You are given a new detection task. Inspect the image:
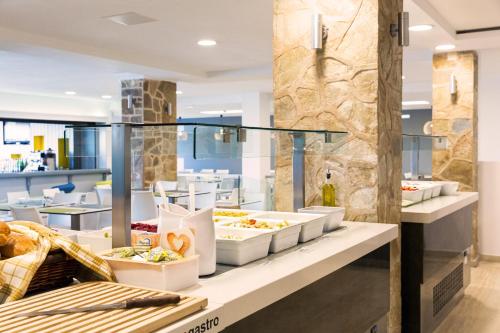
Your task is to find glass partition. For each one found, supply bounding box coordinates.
[402,134,447,180]
[64,125,111,169]
[65,122,348,245]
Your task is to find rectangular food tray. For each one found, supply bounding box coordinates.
[101,253,199,292]
[215,228,272,265]
[250,211,327,242]
[217,218,301,253]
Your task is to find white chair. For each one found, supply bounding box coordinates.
[156,181,177,192]
[43,188,60,200]
[48,192,84,227]
[215,169,230,174]
[11,206,45,225]
[194,181,218,209]
[7,191,30,204]
[80,191,100,230]
[200,169,215,174]
[216,188,246,208]
[83,191,99,205]
[96,188,112,206]
[131,191,158,222]
[52,192,84,205]
[96,188,112,228]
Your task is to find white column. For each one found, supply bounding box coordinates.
[241,92,272,195]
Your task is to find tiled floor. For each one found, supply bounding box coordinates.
[435,261,500,333]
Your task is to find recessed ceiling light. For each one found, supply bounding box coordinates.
[101,95,112,99]
[401,114,411,119]
[402,100,430,106]
[105,12,156,26]
[409,24,433,32]
[176,90,183,95]
[65,91,76,95]
[197,39,217,47]
[435,44,456,51]
[402,75,406,80]
[225,109,243,114]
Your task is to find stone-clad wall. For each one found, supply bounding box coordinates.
[432,51,478,261]
[432,52,477,191]
[121,79,177,189]
[273,0,402,331]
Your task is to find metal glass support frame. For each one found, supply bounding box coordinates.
[111,123,132,247]
[292,133,305,211]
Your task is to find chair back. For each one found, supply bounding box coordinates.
[83,191,99,205]
[7,191,30,204]
[43,188,60,199]
[215,169,229,174]
[96,188,112,206]
[52,192,84,205]
[200,169,214,174]
[229,188,245,204]
[131,191,158,222]
[10,206,45,225]
[156,181,177,192]
[194,181,218,209]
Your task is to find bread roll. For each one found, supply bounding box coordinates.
[0,233,36,258]
[0,222,10,247]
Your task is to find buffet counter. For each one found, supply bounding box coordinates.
[401,192,479,333]
[401,192,478,223]
[157,221,398,333]
[0,169,110,200]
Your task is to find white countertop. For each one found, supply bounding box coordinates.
[401,192,479,224]
[156,221,398,333]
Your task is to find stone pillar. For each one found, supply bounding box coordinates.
[121,79,177,189]
[432,51,478,262]
[273,0,402,331]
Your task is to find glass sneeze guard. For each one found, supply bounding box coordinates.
[402,134,448,180]
[65,122,348,247]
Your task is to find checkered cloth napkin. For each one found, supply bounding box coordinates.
[0,221,115,303]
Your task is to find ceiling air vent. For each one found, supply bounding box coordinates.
[104,12,156,26]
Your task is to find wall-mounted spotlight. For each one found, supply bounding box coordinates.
[390,12,410,46]
[164,102,173,116]
[449,73,457,95]
[237,128,247,143]
[311,13,329,50]
[127,94,133,110]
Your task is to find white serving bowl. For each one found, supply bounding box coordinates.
[297,206,345,232]
[437,181,460,196]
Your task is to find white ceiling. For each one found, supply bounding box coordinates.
[426,0,500,31]
[0,0,272,75]
[0,0,499,116]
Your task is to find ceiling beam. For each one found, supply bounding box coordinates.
[411,0,456,39]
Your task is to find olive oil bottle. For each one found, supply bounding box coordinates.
[322,169,336,207]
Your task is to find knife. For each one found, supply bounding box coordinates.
[15,294,181,317]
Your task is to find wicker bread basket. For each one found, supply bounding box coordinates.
[26,250,80,294]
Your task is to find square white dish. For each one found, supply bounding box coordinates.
[215,228,272,265]
[401,188,424,203]
[298,206,345,232]
[250,212,326,242]
[436,181,459,196]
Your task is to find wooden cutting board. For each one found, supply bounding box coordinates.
[0,282,207,333]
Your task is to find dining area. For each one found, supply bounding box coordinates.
[0,169,268,232]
